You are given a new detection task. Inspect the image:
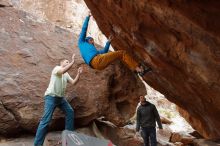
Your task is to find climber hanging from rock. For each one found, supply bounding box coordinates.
[34,54,83,146]
[78,12,152,76]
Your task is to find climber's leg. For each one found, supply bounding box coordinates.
[90,50,152,76]
[90,50,138,70]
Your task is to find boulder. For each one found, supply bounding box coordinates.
[157,125,173,146]
[83,0,220,139]
[170,132,195,145]
[95,120,143,146]
[161,116,172,125]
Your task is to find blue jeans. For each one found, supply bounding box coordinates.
[34,95,74,146]
[141,127,157,146]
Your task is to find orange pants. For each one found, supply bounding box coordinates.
[90,50,139,70]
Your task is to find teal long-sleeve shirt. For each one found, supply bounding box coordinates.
[78,16,111,65]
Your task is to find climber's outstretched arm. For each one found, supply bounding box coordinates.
[78,13,91,43]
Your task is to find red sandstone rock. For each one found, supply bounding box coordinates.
[161,116,172,125]
[96,120,143,146]
[170,132,195,145]
[83,0,220,139]
[193,139,220,146]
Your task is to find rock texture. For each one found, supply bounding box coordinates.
[95,120,143,146]
[84,0,220,139]
[10,0,108,47]
[0,2,146,135]
[0,136,34,146]
[170,132,195,145]
[193,139,220,146]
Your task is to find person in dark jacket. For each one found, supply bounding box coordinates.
[78,12,151,76]
[136,95,163,146]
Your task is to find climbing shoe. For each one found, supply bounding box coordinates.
[138,66,152,77]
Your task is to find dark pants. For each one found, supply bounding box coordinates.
[34,95,74,146]
[141,127,157,146]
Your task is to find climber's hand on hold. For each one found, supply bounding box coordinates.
[108,35,113,42]
[87,11,92,17]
